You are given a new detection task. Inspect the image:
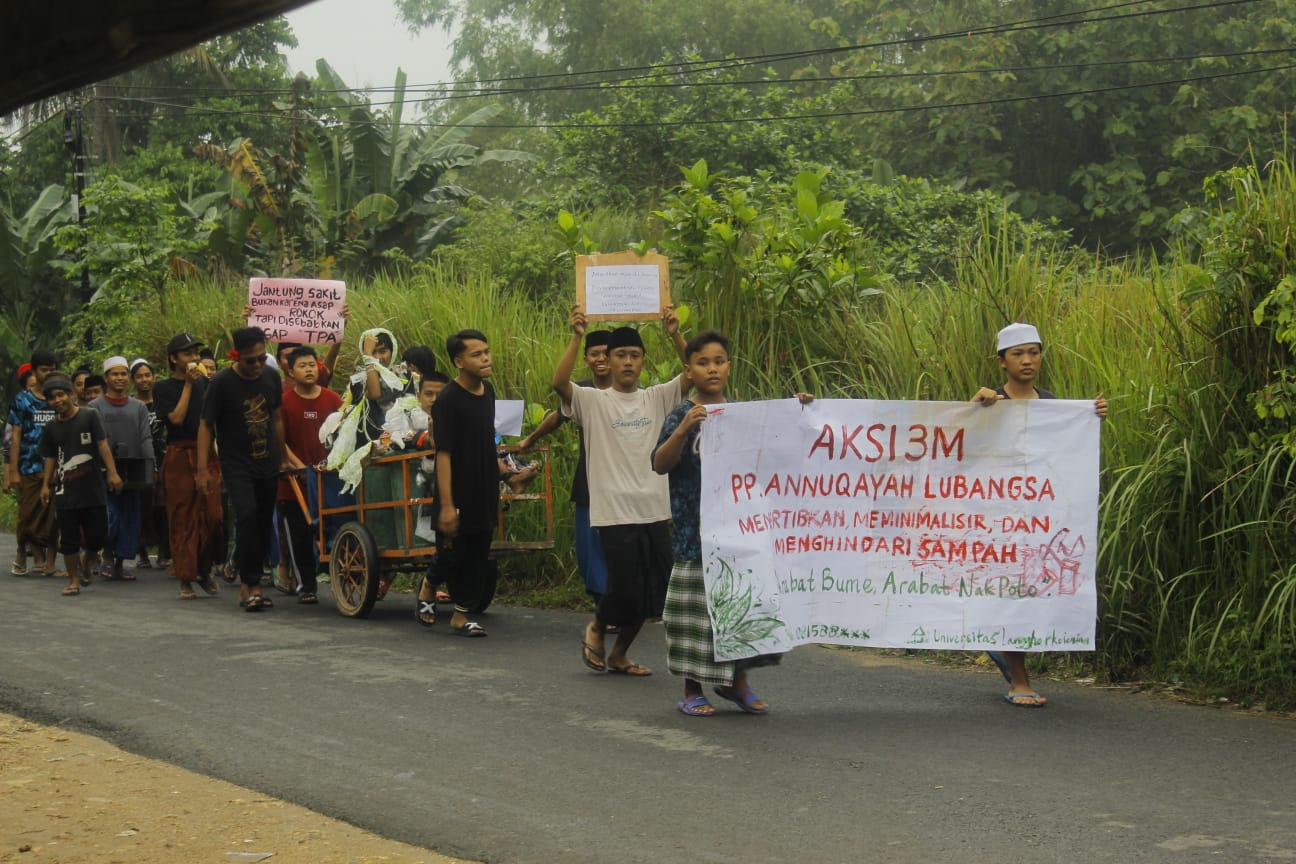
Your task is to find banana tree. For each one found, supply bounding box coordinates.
[0,184,74,379]
[297,62,535,271]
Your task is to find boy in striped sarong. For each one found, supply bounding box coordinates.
[653,330,812,716]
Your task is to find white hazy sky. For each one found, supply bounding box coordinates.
[282,0,455,90]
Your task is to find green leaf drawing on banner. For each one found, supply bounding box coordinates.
[709,556,785,656]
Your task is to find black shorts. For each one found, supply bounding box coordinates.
[596,520,672,627]
[56,506,108,555]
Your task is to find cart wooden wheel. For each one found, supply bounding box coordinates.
[330,521,380,618]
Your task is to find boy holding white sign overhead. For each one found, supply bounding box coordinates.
[973,322,1107,707]
[554,305,686,676]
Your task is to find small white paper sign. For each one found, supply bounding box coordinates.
[495,400,524,437]
[576,251,671,321]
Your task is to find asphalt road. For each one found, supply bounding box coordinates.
[1,534,1293,864]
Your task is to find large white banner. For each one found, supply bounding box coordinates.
[699,399,1100,660]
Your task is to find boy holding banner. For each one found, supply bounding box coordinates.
[554,305,685,676]
[653,331,814,716]
[973,322,1107,707]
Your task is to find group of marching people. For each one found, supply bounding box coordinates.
[7,310,1106,716]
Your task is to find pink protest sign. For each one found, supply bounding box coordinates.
[247,279,347,344]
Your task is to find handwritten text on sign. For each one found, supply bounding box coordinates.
[699,399,1100,660]
[584,265,662,317]
[248,278,346,344]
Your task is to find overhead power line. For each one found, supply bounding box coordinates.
[4,0,1281,145]
[86,0,1268,99]
[81,46,1296,117]
[81,60,1296,132]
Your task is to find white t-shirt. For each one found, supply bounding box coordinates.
[566,375,683,527]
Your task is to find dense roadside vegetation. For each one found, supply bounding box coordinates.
[3,0,1296,705]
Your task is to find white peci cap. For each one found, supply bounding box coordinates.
[996,323,1042,352]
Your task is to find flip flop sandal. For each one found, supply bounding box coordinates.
[10,564,27,576]
[416,599,437,626]
[298,592,318,605]
[1004,691,1047,707]
[713,685,770,714]
[242,595,266,612]
[257,594,274,608]
[607,662,652,676]
[178,589,197,600]
[677,694,715,716]
[451,621,487,637]
[581,639,606,672]
[198,574,219,596]
[61,586,79,596]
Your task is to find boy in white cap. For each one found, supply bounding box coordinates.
[89,356,155,581]
[973,322,1107,707]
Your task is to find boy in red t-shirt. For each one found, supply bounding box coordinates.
[277,346,343,603]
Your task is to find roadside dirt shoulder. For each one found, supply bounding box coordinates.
[0,712,466,864]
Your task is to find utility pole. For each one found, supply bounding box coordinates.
[63,93,92,346]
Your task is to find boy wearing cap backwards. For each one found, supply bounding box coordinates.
[6,350,60,577]
[154,333,223,599]
[89,356,156,582]
[196,327,299,611]
[553,305,686,676]
[38,373,124,595]
[130,358,170,571]
[973,322,1107,707]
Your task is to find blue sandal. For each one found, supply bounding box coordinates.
[714,685,770,715]
[677,694,715,716]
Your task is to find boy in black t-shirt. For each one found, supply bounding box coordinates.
[196,327,299,612]
[38,374,124,596]
[155,332,223,599]
[432,329,498,637]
